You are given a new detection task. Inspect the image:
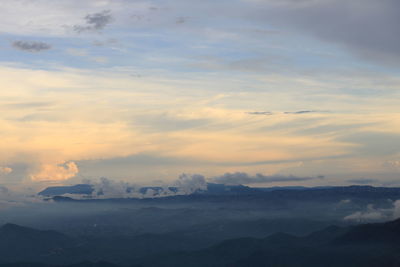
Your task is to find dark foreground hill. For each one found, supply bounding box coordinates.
[0,223,75,263]
[2,218,400,266]
[132,218,400,267]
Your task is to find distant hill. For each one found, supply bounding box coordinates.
[337,217,400,244]
[3,218,400,266]
[133,218,400,267]
[0,223,75,263]
[0,262,122,267]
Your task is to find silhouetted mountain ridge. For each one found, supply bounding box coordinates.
[3,216,400,266]
[132,217,400,267]
[0,223,75,264]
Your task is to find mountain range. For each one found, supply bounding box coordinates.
[2,217,400,266]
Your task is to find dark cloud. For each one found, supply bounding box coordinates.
[176,17,188,24]
[248,110,329,116]
[219,153,349,166]
[1,101,53,109]
[247,111,273,115]
[210,172,324,185]
[252,0,400,65]
[74,10,113,33]
[12,41,51,52]
[284,110,327,115]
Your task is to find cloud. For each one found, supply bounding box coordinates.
[251,0,400,65]
[89,177,136,199]
[12,41,51,52]
[81,174,207,199]
[247,110,329,116]
[284,110,327,115]
[1,101,53,109]
[210,172,324,185]
[247,111,273,115]
[0,167,12,175]
[30,162,79,182]
[173,173,207,193]
[344,201,400,222]
[176,16,189,24]
[393,200,400,219]
[73,10,113,33]
[344,208,386,222]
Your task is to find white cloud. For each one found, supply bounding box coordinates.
[30,162,79,182]
[344,201,400,222]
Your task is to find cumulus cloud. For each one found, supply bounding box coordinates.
[81,174,207,199]
[173,173,207,193]
[73,10,113,33]
[12,41,51,52]
[0,167,12,175]
[210,172,324,185]
[89,177,136,199]
[30,162,79,182]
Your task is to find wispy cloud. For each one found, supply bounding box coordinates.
[284,110,329,115]
[247,111,273,115]
[210,172,324,185]
[344,201,400,222]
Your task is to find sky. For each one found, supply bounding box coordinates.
[0,0,400,191]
